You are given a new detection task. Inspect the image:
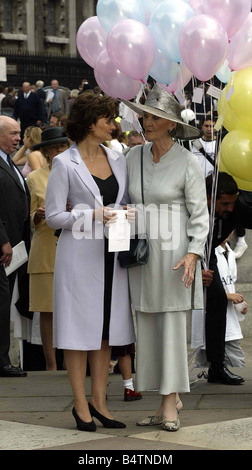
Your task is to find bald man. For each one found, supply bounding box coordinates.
[14,82,42,141]
[0,116,31,376]
[49,79,68,117]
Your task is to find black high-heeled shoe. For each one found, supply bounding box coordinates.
[88,403,126,428]
[72,407,97,432]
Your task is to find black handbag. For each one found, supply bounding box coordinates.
[118,146,149,268]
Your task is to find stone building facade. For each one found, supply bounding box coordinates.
[0,0,97,55]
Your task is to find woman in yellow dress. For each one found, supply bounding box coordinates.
[26,127,69,370]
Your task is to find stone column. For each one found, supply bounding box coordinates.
[69,0,77,55]
[26,0,35,52]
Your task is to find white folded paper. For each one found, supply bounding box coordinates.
[108,210,131,252]
[234,301,246,322]
[4,241,28,276]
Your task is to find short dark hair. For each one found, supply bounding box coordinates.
[200,115,216,128]
[206,172,238,199]
[66,90,119,142]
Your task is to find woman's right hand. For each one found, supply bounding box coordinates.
[34,206,45,225]
[94,207,117,225]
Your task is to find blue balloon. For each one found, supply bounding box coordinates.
[142,0,164,12]
[216,62,232,84]
[149,47,179,84]
[97,0,146,32]
[149,0,195,63]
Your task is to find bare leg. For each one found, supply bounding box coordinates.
[64,349,92,423]
[117,354,132,380]
[89,340,114,420]
[162,393,177,421]
[154,393,182,417]
[176,393,183,411]
[40,312,56,371]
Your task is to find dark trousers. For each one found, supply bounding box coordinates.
[0,267,17,367]
[205,260,228,365]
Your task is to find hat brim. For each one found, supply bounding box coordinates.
[121,100,201,141]
[33,136,69,150]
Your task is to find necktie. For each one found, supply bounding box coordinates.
[7,154,16,172]
[53,90,59,112]
[223,250,229,262]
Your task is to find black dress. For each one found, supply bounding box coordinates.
[92,174,119,340]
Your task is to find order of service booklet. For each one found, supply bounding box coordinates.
[4,241,28,276]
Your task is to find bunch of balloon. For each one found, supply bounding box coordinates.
[218,67,252,191]
[75,0,252,102]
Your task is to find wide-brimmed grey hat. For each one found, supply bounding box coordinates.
[33,127,68,150]
[121,83,200,141]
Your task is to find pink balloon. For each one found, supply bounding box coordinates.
[203,0,251,39]
[228,13,252,71]
[94,50,142,100]
[166,62,192,93]
[188,0,205,14]
[76,16,107,67]
[106,19,155,80]
[179,15,228,82]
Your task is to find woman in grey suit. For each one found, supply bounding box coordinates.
[45,91,135,432]
[122,84,209,431]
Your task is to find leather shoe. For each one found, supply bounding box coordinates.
[72,407,96,432]
[0,365,27,377]
[208,364,244,385]
[88,402,126,428]
[124,388,142,402]
[162,415,180,432]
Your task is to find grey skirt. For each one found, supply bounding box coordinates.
[135,310,190,395]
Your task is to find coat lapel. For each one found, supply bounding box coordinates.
[69,143,125,207]
[0,156,26,193]
[70,144,103,205]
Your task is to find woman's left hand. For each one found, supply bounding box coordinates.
[173,252,198,288]
[122,205,136,224]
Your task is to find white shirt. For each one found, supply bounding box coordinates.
[215,243,243,341]
[24,91,31,99]
[191,138,216,178]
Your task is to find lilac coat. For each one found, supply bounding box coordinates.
[45,143,135,350]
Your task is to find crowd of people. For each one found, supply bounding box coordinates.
[0,77,251,434]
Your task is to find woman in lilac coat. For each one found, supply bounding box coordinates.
[45,91,135,432]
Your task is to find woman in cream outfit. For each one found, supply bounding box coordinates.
[122,84,209,431]
[26,127,69,370]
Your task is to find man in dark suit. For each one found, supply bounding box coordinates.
[0,116,31,377]
[13,82,42,141]
[203,172,252,385]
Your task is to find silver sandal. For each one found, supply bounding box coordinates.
[136,415,163,426]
